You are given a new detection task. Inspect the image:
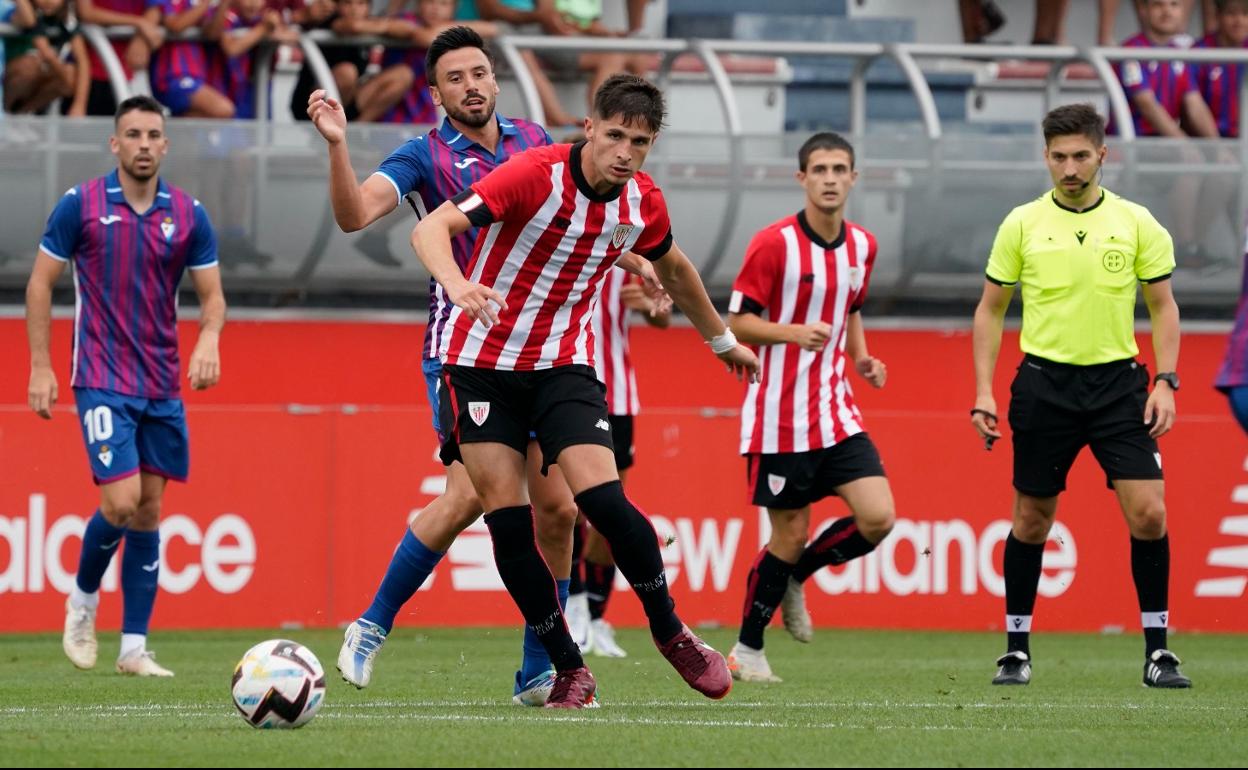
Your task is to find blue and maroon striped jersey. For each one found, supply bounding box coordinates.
[39,170,218,398]
[1111,33,1198,136]
[371,114,551,360]
[1193,33,1245,138]
[1217,248,1248,391]
[147,0,209,89]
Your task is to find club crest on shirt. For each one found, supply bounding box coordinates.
[848,266,864,291]
[469,401,490,426]
[98,445,113,468]
[161,217,176,242]
[611,224,634,249]
[767,473,786,495]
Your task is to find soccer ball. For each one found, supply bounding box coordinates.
[231,639,327,729]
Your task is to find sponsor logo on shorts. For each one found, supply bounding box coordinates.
[595,419,610,431]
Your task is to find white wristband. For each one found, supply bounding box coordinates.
[708,329,738,354]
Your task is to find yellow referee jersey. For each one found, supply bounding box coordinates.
[985,188,1176,365]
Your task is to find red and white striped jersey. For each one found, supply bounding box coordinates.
[729,212,878,455]
[441,142,673,371]
[592,268,641,416]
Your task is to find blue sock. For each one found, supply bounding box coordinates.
[76,510,125,594]
[517,578,571,689]
[120,529,160,635]
[361,529,444,634]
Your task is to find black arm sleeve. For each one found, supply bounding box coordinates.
[638,230,673,261]
[733,296,765,316]
[450,188,496,228]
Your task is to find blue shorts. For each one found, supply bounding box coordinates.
[152,75,204,116]
[422,358,448,443]
[74,388,189,485]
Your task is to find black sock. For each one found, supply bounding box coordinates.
[791,516,877,583]
[738,549,794,650]
[1004,532,1044,657]
[483,506,583,672]
[575,481,682,643]
[569,515,586,595]
[586,560,616,620]
[1131,534,1170,656]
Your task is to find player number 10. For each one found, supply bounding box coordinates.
[83,406,114,444]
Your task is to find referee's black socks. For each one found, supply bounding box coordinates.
[1131,533,1170,656]
[1004,532,1044,656]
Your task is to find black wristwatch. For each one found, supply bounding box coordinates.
[1154,372,1180,391]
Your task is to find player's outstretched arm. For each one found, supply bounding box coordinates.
[26,252,66,419]
[307,89,398,232]
[652,243,758,382]
[411,201,508,327]
[188,265,226,390]
[971,279,1013,445]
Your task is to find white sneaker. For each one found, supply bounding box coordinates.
[586,618,628,658]
[780,578,813,643]
[63,598,98,670]
[337,619,387,688]
[512,669,556,706]
[566,592,591,651]
[116,649,174,677]
[727,642,782,683]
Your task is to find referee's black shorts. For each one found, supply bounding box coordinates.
[1008,354,1164,498]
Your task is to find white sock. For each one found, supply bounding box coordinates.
[69,586,99,611]
[120,633,146,658]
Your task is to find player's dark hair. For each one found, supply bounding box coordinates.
[114,95,166,126]
[592,74,666,133]
[1042,103,1106,147]
[798,132,855,171]
[426,26,494,86]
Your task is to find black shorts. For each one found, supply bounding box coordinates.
[609,414,635,471]
[746,433,886,509]
[439,364,614,473]
[1008,354,1164,498]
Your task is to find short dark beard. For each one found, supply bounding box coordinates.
[122,159,157,182]
[443,98,494,129]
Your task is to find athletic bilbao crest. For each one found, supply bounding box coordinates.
[161,217,176,242]
[611,224,634,249]
[469,401,490,426]
[767,474,786,495]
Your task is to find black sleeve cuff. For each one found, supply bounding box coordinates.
[1141,272,1173,284]
[638,230,673,261]
[849,304,862,313]
[451,188,496,227]
[734,296,765,316]
[985,273,1017,286]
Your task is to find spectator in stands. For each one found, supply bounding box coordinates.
[547,0,651,113]
[3,0,90,115]
[76,0,165,115]
[958,0,1007,43]
[1100,0,1215,45]
[204,0,297,119]
[1193,0,1248,137]
[289,0,423,122]
[1116,0,1227,263]
[143,0,236,117]
[454,0,583,126]
[379,0,497,123]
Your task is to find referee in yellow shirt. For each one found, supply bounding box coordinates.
[971,104,1190,689]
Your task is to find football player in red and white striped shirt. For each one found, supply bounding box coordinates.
[725,133,897,684]
[412,74,758,708]
[565,268,672,659]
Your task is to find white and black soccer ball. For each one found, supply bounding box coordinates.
[231,639,326,729]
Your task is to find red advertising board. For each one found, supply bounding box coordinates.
[2,319,1245,634]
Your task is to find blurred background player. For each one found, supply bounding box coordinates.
[308,27,579,706]
[26,95,226,678]
[566,265,671,658]
[724,132,896,683]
